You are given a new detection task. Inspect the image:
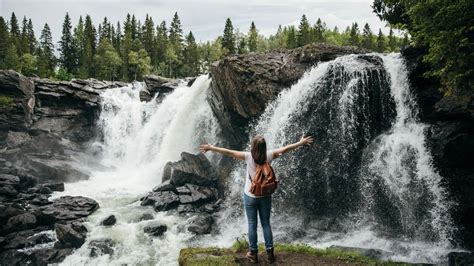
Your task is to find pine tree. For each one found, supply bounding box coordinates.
[93,39,122,80]
[82,15,96,77]
[26,19,36,54]
[376,29,386,52]
[5,44,20,71]
[99,17,111,41]
[113,22,122,52]
[20,53,37,76]
[20,16,29,54]
[349,22,359,46]
[155,21,168,71]
[183,31,199,76]
[121,14,134,80]
[0,17,10,68]
[238,38,247,54]
[361,23,374,50]
[388,27,396,52]
[37,23,56,77]
[221,18,235,54]
[59,13,77,73]
[248,21,258,52]
[313,18,325,42]
[142,14,155,65]
[297,14,311,46]
[9,12,21,56]
[169,12,183,49]
[286,26,298,49]
[73,16,85,76]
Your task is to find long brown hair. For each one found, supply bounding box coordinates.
[251,135,267,165]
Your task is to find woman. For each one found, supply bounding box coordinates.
[200,134,313,263]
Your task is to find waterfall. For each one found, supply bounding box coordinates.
[213,54,455,263]
[55,75,220,265]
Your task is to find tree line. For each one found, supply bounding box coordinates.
[0,12,408,81]
[373,0,473,95]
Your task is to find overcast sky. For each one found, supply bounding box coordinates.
[1,0,392,43]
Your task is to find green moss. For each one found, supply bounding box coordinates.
[179,241,409,266]
[0,95,14,107]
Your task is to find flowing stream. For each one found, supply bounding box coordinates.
[55,54,457,264]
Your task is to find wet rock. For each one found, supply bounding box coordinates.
[328,245,393,260]
[43,182,65,192]
[162,152,218,188]
[0,174,21,188]
[448,251,474,266]
[0,249,34,266]
[26,231,55,247]
[143,75,179,102]
[209,43,370,147]
[144,224,167,237]
[5,213,37,231]
[89,238,115,257]
[0,70,35,129]
[152,180,175,192]
[177,204,195,214]
[55,222,88,248]
[137,212,154,222]
[40,196,99,221]
[139,89,152,102]
[30,194,51,206]
[187,214,213,235]
[5,131,32,148]
[0,184,18,197]
[30,247,74,264]
[100,215,117,226]
[141,191,180,212]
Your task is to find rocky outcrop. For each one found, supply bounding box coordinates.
[0,70,127,185]
[208,43,369,147]
[0,170,99,265]
[141,152,222,235]
[141,75,180,102]
[402,46,474,250]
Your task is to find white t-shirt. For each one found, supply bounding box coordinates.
[244,150,274,198]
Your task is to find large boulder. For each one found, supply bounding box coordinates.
[209,43,369,147]
[162,152,218,188]
[144,224,167,237]
[187,214,213,235]
[88,238,115,257]
[40,196,99,222]
[55,222,88,248]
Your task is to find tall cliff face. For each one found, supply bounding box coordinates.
[208,43,369,148]
[402,46,474,249]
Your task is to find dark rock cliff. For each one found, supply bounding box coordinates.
[208,43,370,148]
[402,46,474,250]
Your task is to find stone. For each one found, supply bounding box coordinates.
[43,182,65,192]
[144,224,167,237]
[152,180,175,192]
[187,214,213,235]
[40,196,99,221]
[141,191,180,212]
[6,213,37,231]
[137,212,154,222]
[5,131,32,148]
[0,185,18,197]
[100,215,117,226]
[177,204,195,214]
[0,174,21,188]
[55,222,88,248]
[89,238,115,257]
[162,152,218,188]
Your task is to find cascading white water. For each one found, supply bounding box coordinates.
[54,75,220,265]
[210,54,457,263]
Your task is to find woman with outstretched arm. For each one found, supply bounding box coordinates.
[200,134,313,263]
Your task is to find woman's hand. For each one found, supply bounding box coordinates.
[298,134,314,146]
[199,143,213,153]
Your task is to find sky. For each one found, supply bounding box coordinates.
[0,0,392,43]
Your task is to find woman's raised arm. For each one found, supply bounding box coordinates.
[272,134,313,159]
[200,143,246,161]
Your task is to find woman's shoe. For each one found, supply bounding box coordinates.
[246,250,258,263]
[266,248,275,263]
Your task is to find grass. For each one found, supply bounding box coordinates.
[0,95,14,107]
[179,237,410,265]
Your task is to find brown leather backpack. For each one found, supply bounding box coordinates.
[249,162,278,196]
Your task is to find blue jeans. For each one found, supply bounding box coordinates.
[243,193,273,251]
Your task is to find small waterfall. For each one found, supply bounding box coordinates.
[55,75,220,265]
[215,54,455,263]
